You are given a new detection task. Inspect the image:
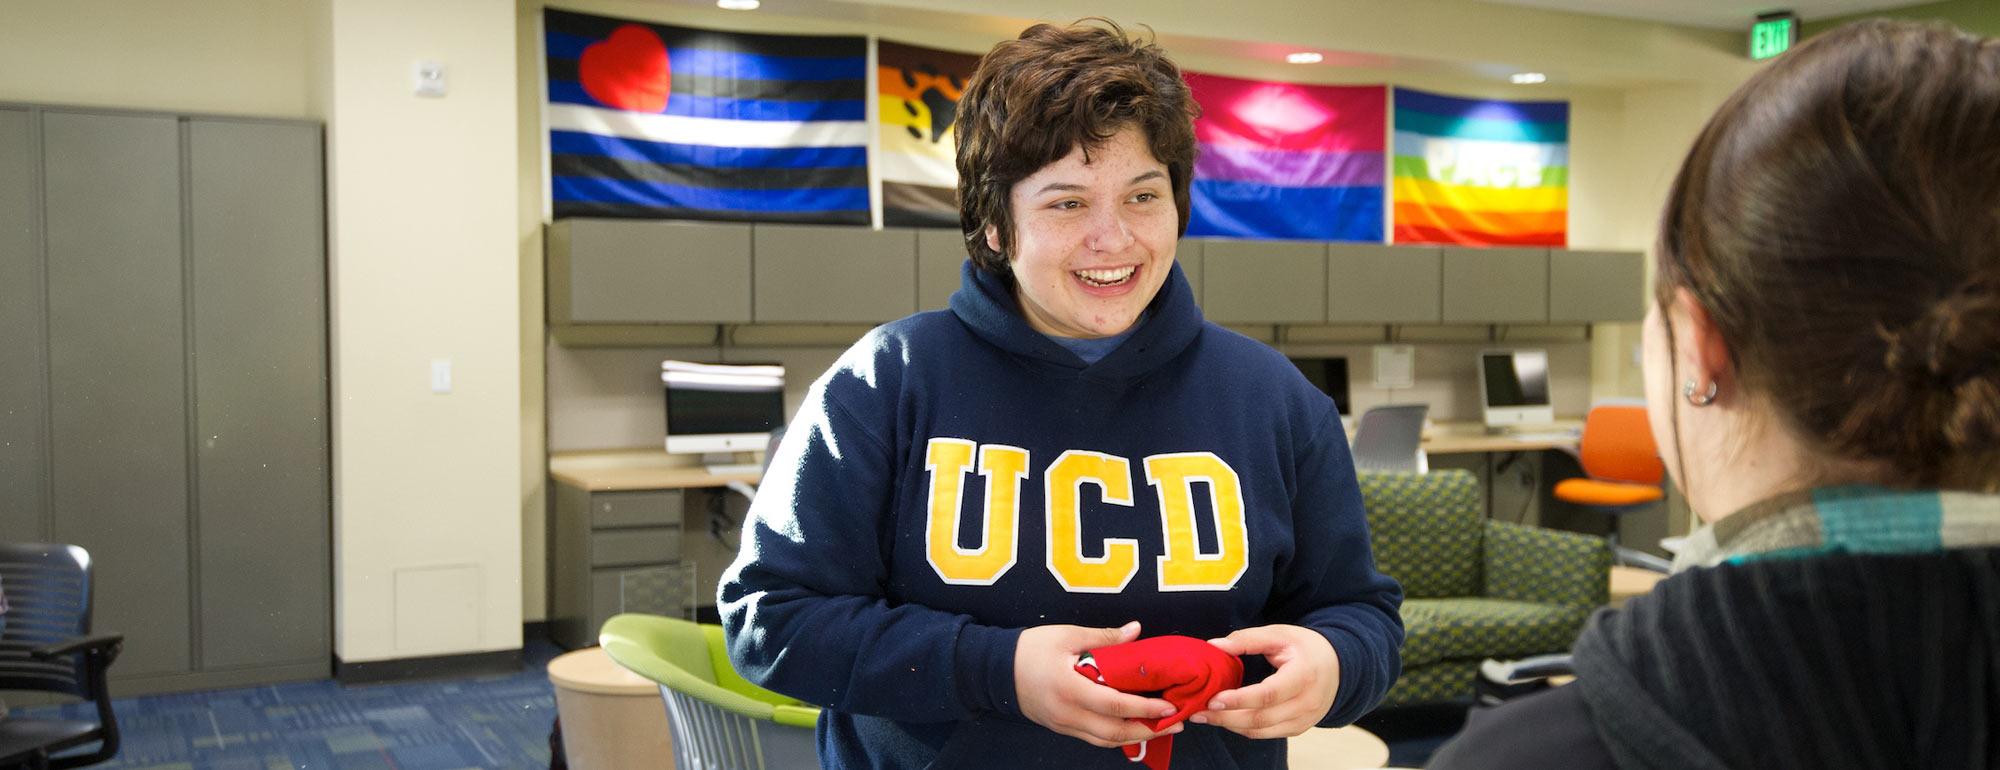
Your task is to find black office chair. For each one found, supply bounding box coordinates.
[0,543,123,770]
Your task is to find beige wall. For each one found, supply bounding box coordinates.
[321,0,522,662]
[0,0,313,117]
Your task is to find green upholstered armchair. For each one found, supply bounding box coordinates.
[1358,469,1611,707]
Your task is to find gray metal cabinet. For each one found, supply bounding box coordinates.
[548,219,753,324]
[187,119,330,671]
[1176,238,1203,307]
[916,228,966,311]
[0,106,330,693]
[1441,247,1549,323]
[43,110,192,678]
[0,109,42,539]
[552,484,692,649]
[1549,250,1645,322]
[1327,245,1442,323]
[755,225,917,323]
[1199,239,1327,323]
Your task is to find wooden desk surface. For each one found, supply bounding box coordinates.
[549,449,759,491]
[1354,420,1583,456]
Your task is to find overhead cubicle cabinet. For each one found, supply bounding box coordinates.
[1441,247,1550,323]
[1327,244,1443,323]
[754,224,917,323]
[1176,238,1204,307]
[1549,250,1646,322]
[1199,238,1327,324]
[916,228,965,312]
[548,218,753,324]
[1,106,330,694]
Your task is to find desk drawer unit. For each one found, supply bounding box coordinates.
[552,479,706,648]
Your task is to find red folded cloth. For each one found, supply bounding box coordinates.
[1074,635,1244,770]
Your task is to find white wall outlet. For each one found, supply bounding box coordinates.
[430,358,452,394]
[413,60,448,98]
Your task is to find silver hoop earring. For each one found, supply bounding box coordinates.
[1683,379,1718,407]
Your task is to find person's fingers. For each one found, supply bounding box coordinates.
[1206,667,1304,712]
[1085,619,1141,648]
[1075,681,1178,720]
[1062,711,1182,748]
[1206,625,1290,657]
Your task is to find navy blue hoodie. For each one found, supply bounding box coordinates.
[720,260,1403,769]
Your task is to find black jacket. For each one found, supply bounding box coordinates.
[1430,547,2000,769]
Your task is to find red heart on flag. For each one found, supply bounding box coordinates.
[579,24,671,113]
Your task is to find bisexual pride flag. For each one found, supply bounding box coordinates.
[1392,88,1568,246]
[1184,73,1386,241]
[543,9,869,224]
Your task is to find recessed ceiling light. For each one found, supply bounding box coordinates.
[1510,72,1547,84]
[1286,52,1324,65]
[717,0,760,9]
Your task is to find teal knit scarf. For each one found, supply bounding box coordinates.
[1670,486,2000,571]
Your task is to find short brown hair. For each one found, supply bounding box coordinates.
[1656,19,2000,489]
[953,19,1199,278]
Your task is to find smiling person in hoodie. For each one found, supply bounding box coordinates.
[718,19,1404,770]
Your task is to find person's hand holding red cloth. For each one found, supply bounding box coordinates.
[1074,634,1243,769]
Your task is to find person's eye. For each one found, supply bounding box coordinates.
[1131,191,1159,203]
[1052,200,1083,210]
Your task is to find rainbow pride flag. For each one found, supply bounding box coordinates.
[1184,73,1385,241]
[1391,88,1567,247]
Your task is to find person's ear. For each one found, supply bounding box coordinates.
[1671,288,1734,397]
[984,224,1001,256]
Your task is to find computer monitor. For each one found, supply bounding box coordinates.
[661,360,786,474]
[1288,356,1351,416]
[1478,349,1553,429]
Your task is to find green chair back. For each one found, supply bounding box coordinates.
[1357,469,1485,598]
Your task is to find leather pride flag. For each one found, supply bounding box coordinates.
[543,9,869,224]
[876,40,982,228]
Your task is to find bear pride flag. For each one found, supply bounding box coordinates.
[1391,87,1568,246]
[877,40,982,228]
[543,9,869,224]
[1183,73,1386,242]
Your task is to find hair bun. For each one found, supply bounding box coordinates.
[1882,276,2000,386]
[1870,276,2000,460]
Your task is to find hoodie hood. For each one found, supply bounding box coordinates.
[947,258,1204,382]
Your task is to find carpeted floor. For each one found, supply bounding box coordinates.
[9,641,564,770]
[9,637,1467,769]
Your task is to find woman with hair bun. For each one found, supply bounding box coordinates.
[1431,18,2000,769]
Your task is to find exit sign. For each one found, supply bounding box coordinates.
[1752,12,1799,60]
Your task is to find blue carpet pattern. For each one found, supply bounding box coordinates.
[10,638,1464,769]
[8,642,564,770]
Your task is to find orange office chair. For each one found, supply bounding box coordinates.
[1552,402,1670,571]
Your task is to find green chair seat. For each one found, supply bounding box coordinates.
[1399,598,1592,668]
[600,613,822,767]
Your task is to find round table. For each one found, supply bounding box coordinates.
[547,646,676,770]
[1287,725,1391,769]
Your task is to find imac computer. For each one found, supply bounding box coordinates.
[661,360,786,474]
[1288,357,1351,417]
[1478,349,1554,431]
